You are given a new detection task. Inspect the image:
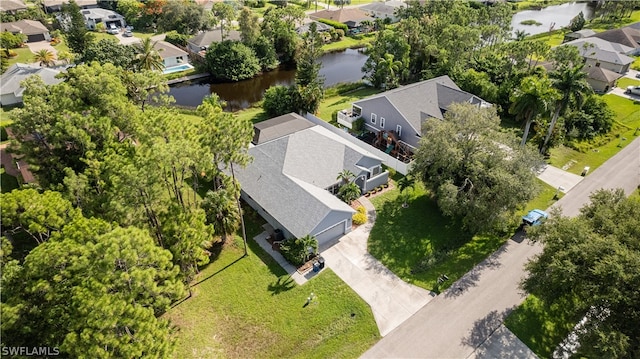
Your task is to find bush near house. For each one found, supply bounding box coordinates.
[317,18,348,32]
[165,31,190,47]
[280,235,318,266]
[353,212,367,225]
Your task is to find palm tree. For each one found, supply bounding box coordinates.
[541,64,592,153]
[336,169,355,185]
[513,29,529,41]
[509,76,558,147]
[33,49,55,67]
[377,53,402,90]
[133,37,164,72]
[397,176,415,208]
[202,188,240,244]
[338,182,361,204]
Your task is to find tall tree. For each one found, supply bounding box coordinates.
[362,29,410,89]
[81,38,136,69]
[204,40,261,81]
[202,189,240,244]
[158,0,209,35]
[376,53,403,90]
[60,0,91,54]
[509,76,559,146]
[238,6,260,45]
[412,103,543,233]
[133,37,164,72]
[541,57,592,153]
[211,2,236,41]
[522,189,640,358]
[295,21,324,114]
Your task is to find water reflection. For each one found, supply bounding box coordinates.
[511,2,595,37]
[170,48,368,111]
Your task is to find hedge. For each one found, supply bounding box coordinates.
[317,18,348,31]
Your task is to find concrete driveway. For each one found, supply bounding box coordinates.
[25,40,57,56]
[537,165,584,193]
[321,197,435,337]
[609,87,640,101]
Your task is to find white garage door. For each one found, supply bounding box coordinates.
[315,220,347,245]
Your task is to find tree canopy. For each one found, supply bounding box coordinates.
[204,40,261,81]
[522,189,640,358]
[411,103,543,233]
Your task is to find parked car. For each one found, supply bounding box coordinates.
[123,30,133,37]
[626,86,640,95]
[521,209,548,228]
[635,73,640,79]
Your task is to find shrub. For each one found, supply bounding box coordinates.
[356,205,366,214]
[317,18,348,31]
[165,31,190,47]
[280,235,318,266]
[0,32,26,49]
[263,85,300,117]
[353,212,367,225]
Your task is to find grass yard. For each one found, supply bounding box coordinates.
[505,295,578,358]
[316,86,381,123]
[6,47,35,67]
[617,77,640,89]
[368,179,559,293]
[322,35,374,53]
[632,56,640,71]
[548,94,640,175]
[165,208,379,359]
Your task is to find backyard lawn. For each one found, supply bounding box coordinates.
[6,47,35,67]
[165,207,379,359]
[367,179,558,293]
[548,94,640,175]
[505,295,578,358]
[316,86,381,123]
[322,35,374,53]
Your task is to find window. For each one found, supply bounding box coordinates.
[371,113,377,124]
[352,105,362,117]
[380,117,385,128]
[396,125,402,137]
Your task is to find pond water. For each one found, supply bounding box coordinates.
[511,1,596,37]
[169,48,368,111]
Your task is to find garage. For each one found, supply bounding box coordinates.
[27,33,46,42]
[314,220,348,246]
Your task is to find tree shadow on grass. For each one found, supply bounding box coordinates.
[461,307,515,350]
[268,275,295,296]
[443,244,507,299]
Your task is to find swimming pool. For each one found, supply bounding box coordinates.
[163,64,194,75]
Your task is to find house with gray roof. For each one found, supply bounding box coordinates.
[153,40,189,69]
[584,65,622,93]
[235,113,388,246]
[0,63,65,106]
[187,30,241,54]
[563,37,634,56]
[0,20,51,42]
[360,1,406,23]
[80,8,126,30]
[563,29,597,43]
[0,0,27,14]
[590,26,640,55]
[338,75,490,154]
[42,0,98,13]
[582,47,634,74]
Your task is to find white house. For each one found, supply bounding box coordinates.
[80,8,126,30]
[0,63,65,106]
[153,40,189,69]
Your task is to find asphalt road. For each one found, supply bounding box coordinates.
[362,137,640,358]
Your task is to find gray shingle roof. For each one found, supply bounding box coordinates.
[153,40,188,59]
[0,20,49,35]
[253,113,315,145]
[354,75,488,135]
[590,27,640,50]
[583,47,634,65]
[188,30,241,48]
[360,1,406,16]
[235,119,385,238]
[0,0,27,12]
[564,37,634,54]
[0,63,64,98]
[585,65,623,83]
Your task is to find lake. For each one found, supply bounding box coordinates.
[511,1,596,37]
[170,48,368,111]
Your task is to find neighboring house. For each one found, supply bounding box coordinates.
[582,47,634,74]
[563,29,596,43]
[583,65,622,93]
[0,63,64,106]
[42,0,98,13]
[309,8,374,28]
[0,20,50,42]
[338,75,490,151]
[0,0,27,14]
[153,40,189,69]
[81,8,126,30]
[589,26,640,55]
[564,37,635,56]
[360,1,406,23]
[296,20,332,35]
[186,29,241,53]
[235,113,389,246]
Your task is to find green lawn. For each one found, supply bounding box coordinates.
[6,47,35,66]
[505,295,578,358]
[632,56,640,71]
[235,106,270,124]
[617,77,640,89]
[165,207,379,358]
[322,35,374,53]
[368,179,558,293]
[316,86,381,123]
[548,95,640,175]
